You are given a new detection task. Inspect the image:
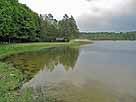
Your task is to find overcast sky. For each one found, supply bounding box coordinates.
[19,0,136,32]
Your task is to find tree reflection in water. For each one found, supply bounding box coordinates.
[2,46,79,81]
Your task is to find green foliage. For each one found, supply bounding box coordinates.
[58,14,79,40]
[39,14,79,41]
[0,0,40,43]
[0,0,79,43]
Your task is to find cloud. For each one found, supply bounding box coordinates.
[19,0,136,32]
[77,0,136,32]
[85,0,93,2]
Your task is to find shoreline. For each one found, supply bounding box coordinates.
[0,42,74,101]
[0,41,92,102]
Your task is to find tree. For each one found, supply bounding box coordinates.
[69,15,79,39]
[58,14,79,40]
[0,0,40,43]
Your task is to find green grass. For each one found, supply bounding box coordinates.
[0,39,92,58]
[0,62,32,102]
[0,42,79,58]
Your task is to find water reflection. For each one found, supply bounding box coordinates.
[2,46,79,80]
[28,80,119,102]
[2,41,136,102]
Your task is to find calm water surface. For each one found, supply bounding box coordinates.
[3,41,136,102]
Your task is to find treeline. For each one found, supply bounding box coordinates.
[39,14,79,42]
[80,32,136,40]
[0,0,79,43]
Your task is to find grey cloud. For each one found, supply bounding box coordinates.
[85,0,93,2]
[110,15,136,31]
[91,7,100,13]
[77,0,136,32]
[85,0,99,2]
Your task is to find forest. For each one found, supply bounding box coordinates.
[80,32,136,40]
[0,0,79,43]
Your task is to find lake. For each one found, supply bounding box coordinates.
[2,41,136,102]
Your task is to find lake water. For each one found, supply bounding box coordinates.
[3,41,136,102]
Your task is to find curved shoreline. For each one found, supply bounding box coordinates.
[0,40,93,101]
[0,42,73,101]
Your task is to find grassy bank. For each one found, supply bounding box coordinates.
[0,41,81,102]
[0,42,78,58]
